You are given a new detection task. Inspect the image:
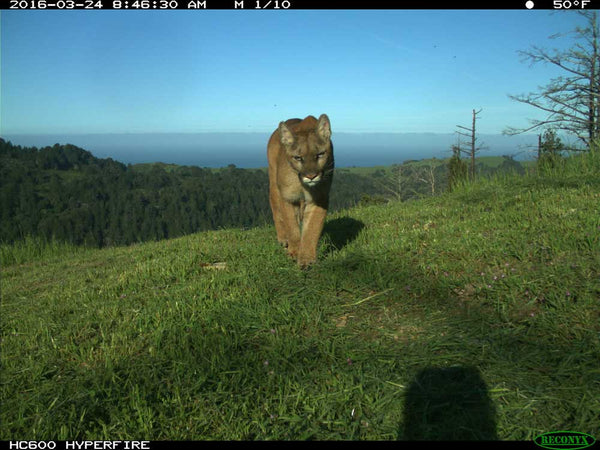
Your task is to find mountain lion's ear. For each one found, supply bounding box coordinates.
[279,122,295,147]
[317,114,331,141]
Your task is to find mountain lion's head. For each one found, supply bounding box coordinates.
[278,114,334,188]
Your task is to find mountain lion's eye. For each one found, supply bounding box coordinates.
[316,152,325,159]
[293,156,303,162]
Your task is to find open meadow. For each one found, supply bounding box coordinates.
[2,153,599,440]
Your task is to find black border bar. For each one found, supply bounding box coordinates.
[2,0,595,9]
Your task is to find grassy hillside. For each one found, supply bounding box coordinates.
[1,153,599,440]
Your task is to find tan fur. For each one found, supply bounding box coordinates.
[267,114,334,268]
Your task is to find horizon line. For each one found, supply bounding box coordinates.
[2,131,538,136]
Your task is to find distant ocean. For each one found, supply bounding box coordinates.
[2,132,539,168]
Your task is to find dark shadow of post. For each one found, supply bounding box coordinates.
[321,217,365,253]
[401,366,498,440]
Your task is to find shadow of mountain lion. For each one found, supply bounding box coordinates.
[321,217,365,254]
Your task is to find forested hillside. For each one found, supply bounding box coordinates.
[0,139,384,247]
[1,138,530,248]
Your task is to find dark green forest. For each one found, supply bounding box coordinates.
[0,139,384,247]
[0,138,528,248]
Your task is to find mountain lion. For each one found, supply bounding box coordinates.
[267,114,334,268]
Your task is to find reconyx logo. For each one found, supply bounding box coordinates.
[534,431,596,450]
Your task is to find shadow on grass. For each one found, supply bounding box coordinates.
[322,217,365,253]
[401,365,498,440]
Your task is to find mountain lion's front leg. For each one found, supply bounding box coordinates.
[297,202,327,268]
[280,200,301,260]
[269,184,288,247]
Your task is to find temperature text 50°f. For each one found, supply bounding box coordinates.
[553,0,591,8]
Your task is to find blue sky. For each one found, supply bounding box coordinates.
[1,10,587,135]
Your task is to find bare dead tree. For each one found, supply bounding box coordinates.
[456,108,486,179]
[373,164,407,201]
[415,164,437,196]
[504,11,600,149]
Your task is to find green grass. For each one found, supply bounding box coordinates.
[1,152,599,440]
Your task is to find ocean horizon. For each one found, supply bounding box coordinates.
[2,132,541,168]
